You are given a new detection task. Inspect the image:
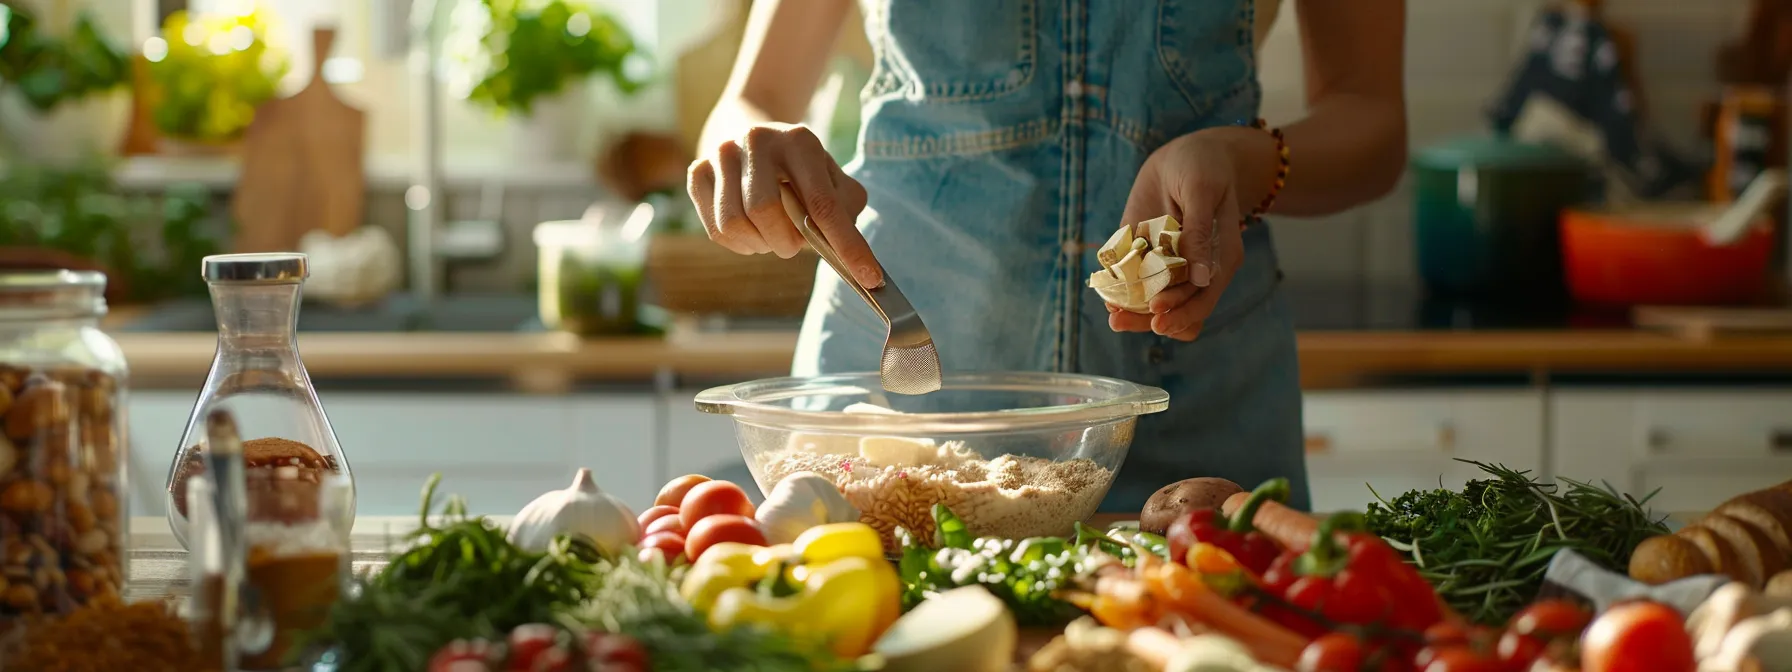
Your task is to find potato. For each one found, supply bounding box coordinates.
[1140,477,1244,534]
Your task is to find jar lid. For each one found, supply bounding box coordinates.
[203,253,309,284]
[1413,135,1587,171]
[0,270,108,318]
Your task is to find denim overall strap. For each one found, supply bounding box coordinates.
[789,0,1312,512]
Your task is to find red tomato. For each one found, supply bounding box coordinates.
[1297,633,1365,672]
[685,514,767,561]
[654,475,711,508]
[1424,622,1471,646]
[505,624,561,671]
[1510,599,1592,638]
[1581,601,1694,672]
[643,514,686,537]
[638,532,686,563]
[1420,647,1503,672]
[583,632,650,667]
[1496,632,1544,668]
[636,505,680,531]
[429,639,498,672]
[526,646,574,672]
[678,481,756,529]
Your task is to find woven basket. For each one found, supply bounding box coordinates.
[646,233,817,317]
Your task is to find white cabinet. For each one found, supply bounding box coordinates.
[1301,390,1547,513]
[1552,389,1792,514]
[124,391,658,518]
[663,390,760,499]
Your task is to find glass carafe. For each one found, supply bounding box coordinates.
[164,253,355,550]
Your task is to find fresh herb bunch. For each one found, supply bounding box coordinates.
[307,474,603,672]
[1365,460,1670,625]
[895,504,1135,627]
[0,162,219,303]
[454,0,644,116]
[0,4,130,113]
[570,554,859,672]
[148,10,286,142]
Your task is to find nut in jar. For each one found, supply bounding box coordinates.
[0,365,125,621]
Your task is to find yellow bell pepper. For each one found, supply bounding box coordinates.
[678,522,902,658]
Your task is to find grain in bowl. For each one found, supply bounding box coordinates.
[754,431,1113,552]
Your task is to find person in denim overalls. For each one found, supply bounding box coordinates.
[688,0,1407,512]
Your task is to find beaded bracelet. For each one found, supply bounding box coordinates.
[1238,118,1290,228]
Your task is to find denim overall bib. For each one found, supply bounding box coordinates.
[791,0,1311,512]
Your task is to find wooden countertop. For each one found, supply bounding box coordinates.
[108,329,1792,390]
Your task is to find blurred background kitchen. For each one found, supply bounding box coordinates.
[4,0,1791,520]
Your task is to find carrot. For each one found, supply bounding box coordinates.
[1141,560,1310,668]
[1221,491,1322,551]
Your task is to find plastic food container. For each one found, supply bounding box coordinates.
[695,371,1169,551]
[533,208,650,336]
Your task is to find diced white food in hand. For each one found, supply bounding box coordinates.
[1141,214,1181,234]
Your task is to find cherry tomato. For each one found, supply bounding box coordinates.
[1420,647,1503,672]
[1297,633,1365,672]
[1423,622,1471,646]
[429,639,498,672]
[583,632,650,667]
[638,531,686,563]
[678,481,756,529]
[525,646,574,672]
[505,624,561,671]
[1509,599,1592,638]
[1496,631,1545,669]
[636,505,680,531]
[654,475,711,508]
[643,515,686,537]
[1581,601,1694,672]
[685,514,767,561]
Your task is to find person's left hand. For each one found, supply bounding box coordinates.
[1108,128,1262,342]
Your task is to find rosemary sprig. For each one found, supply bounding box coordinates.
[1365,460,1670,625]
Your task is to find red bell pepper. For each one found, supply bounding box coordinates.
[1261,512,1446,636]
[1166,478,1289,575]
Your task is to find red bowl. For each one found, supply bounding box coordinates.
[1560,206,1776,306]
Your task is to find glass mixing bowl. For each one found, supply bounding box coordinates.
[694,371,1169,550]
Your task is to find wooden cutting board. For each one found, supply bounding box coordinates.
[230,27,366,253]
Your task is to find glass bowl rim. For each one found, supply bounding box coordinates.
[694,371,1170,434]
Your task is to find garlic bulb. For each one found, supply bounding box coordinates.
[508,468,639,554]
[756,472,859,544]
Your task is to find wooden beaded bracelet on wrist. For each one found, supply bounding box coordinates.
[1239,118,1290,229]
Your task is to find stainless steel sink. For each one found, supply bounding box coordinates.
[115,293,547,333]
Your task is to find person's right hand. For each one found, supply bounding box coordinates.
[686,123,881,287]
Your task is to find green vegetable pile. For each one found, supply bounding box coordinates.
[894,504,1159,627]
[307,475,854,672]
[1365,460,1670,625]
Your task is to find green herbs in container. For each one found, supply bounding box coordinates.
[1365,460,1670,625]
[534,217,646,336]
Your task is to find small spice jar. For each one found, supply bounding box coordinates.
[0,271,128,626]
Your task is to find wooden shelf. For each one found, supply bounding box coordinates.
[113,154,598,191]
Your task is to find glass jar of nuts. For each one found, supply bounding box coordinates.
[0,271,128,626]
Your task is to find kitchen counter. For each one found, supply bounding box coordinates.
[110,328,1792,390]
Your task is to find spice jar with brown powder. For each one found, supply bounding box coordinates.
[0,271,129,629]
[163,253,356,550]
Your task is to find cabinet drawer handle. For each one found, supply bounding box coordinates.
[1305,424,1455,456]
[1774,430,1792,453]
[1651,428,1792,453]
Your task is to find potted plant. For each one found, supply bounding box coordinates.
[448,0,644,162]
[145,9,286,154]
[0,3,132,164]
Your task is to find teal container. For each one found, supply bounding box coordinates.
[1411,136,1594,299]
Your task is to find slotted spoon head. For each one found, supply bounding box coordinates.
[880,331,942,395]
